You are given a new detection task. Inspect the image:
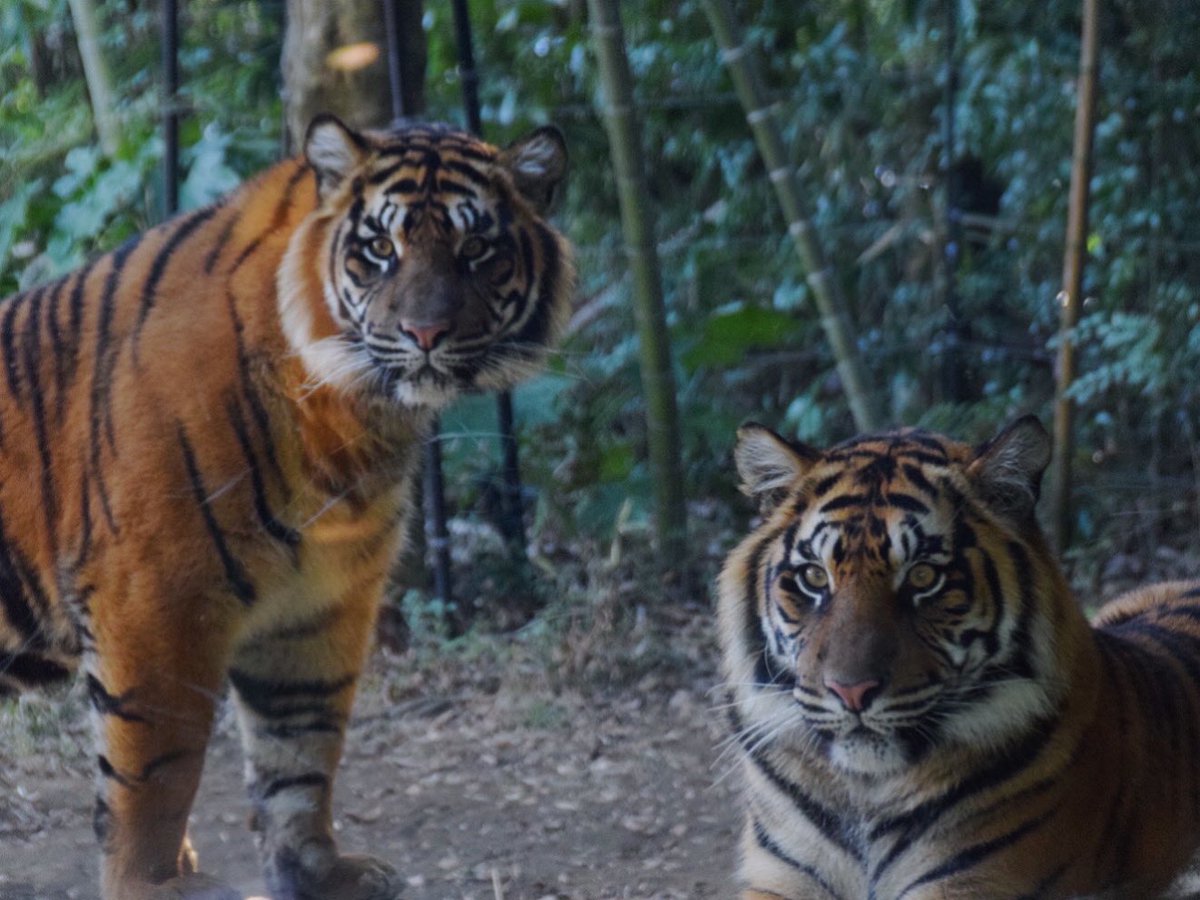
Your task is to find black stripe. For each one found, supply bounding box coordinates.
[1,292,26,400]
[434,177,478,197]
[204,207,241,274]
[228,668,355,719]
[258,719,343,739]
[134,206,219,343]
[228,164,309,275]
[812,473,842,497]
[0,652,72,686]
[140,749,191,781]
[44,277,67,410]
[255,607,341,644]
[441,158,491,185]
[0,513,50,649]
[177,424,257,605]
[368,161,409,185]
[752,818,845,899]
[22,287,58,558]
[895,808,1054,899]
[882,492,930,514]
[901,463,936,495]
[224,291,285,487]
[509,223,560,349]
[97,754,132,787]
[869,717,1055,879]
[88,236,144,535]
[225,396,300,553]
[86,673,148,723]
[63,258,97,390]
[819,494,869,513]
[730,707,862,862]
[260,772,329,801]
[1124,622,1200,815]
[385,177,421,195]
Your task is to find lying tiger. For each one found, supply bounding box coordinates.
[720,415,1200,899]
[0,116,573,899]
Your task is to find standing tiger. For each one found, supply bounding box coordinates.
[719,415,1200,899]
[0,116,573,900]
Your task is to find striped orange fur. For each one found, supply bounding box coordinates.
[719,417,1200,899]
[0,116,573,900]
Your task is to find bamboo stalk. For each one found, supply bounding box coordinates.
[700,0,881,432]
[586,0,688,571]
[67,0,119,157]
[1049,0,1100,550]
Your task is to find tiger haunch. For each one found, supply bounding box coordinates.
[0,117,573,900]
[719,416,1200,899]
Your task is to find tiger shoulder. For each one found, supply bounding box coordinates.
[719,414,1200,899]
[0,116,574,900]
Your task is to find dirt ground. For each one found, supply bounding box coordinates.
[0,620,741,900]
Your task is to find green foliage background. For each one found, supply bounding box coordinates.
[2,0,1199,577]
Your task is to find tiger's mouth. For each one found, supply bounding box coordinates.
[371,358,460,408]
[824,727,914,776]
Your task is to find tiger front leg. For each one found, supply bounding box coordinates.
[231,588,403,900]
[88,597,241,900]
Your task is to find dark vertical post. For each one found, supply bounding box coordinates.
[382,0,406,124]
[161,0,180,217]
[1049,0,1101,550]
[449,0,482,133]
[939,0,963,402]
[422,428,457,628]
[380,0,456,617]
[449,0,528,554]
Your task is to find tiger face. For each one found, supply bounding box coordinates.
[721,417,1063,779]
[280,115,573,409]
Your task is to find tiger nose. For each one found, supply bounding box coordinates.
[824,677,881,712]
[400,320,451,351]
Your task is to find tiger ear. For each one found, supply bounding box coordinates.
[734,423,820,513]
[967,416,1052,521]
[498,125,568,214]
[305,114,371,199]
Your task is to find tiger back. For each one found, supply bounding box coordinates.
[0,116,573,900]
[719,415,1200,899]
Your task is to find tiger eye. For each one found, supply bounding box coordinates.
[907,563,938,590]
[369,236,395,258]
[799,564,830,591]
[460,235,488,260]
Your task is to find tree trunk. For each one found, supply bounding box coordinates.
[1049,0,1100,551]
[586,0,689,577]
[282,0,425,147]
[67,0,119,156]
[699,0,881,432]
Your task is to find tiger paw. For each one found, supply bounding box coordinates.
[268,846,403,900]
[308,854,403,899]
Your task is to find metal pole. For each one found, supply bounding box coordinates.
[448,0,528,554]
[422,425,457,628]
[382,0,406,125]
[161,0,179,217]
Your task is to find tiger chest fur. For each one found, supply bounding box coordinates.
[720,416,1200,900]
[0,116,573,900]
